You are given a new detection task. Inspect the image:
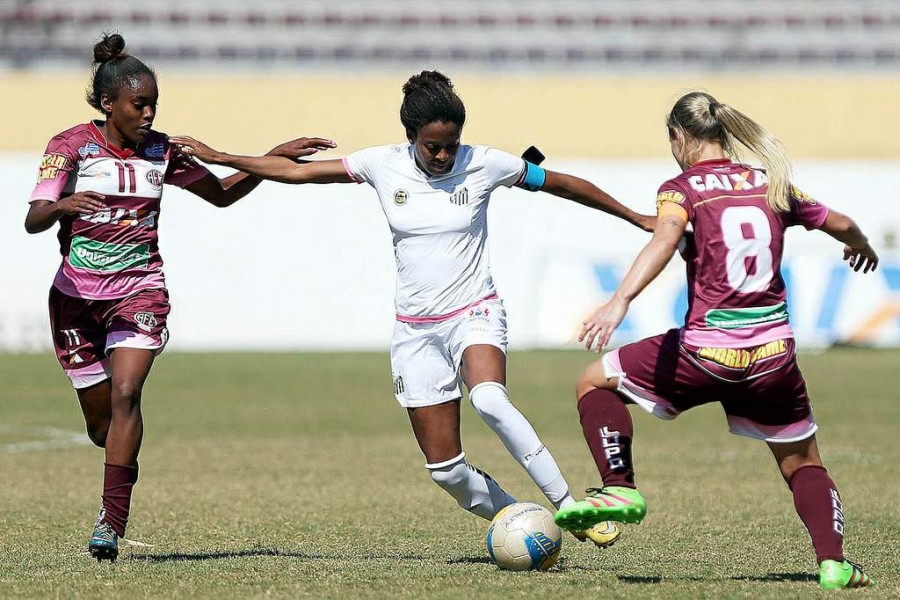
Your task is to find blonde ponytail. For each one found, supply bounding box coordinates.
[713,103,792,213]
[668,92,793,213]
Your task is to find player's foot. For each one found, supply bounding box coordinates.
[555,486,646,531]
[818,559,874,589]
[89,522,119,562]
[571,521,621,549]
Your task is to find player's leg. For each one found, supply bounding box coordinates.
[769,436,872,588]
[462,344,575,510]
[392,318,515,520]
[77,380,112,447]
[88,346,154,561]
[459,305,620,548]
[728,346,872,588]
[407,400,516,520]
[90,289,169,561]
[557,330,703,530]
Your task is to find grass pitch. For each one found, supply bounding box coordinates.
[1,349,897,598]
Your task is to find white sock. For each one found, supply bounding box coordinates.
[469,381,573,509]
[427,452,516,520]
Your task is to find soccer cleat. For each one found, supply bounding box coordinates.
[555,486,647,531]
[819,559,874,589]
[89,522,119,562]
[571,520,621,549]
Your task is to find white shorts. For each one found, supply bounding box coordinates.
[390,298,507,408]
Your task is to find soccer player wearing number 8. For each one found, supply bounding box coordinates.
[555,92,878,589]
[171,71,656,549]
[24,33,333,562]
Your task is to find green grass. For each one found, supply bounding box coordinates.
[1,349,897,598]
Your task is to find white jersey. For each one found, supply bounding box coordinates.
[343,144,526,320]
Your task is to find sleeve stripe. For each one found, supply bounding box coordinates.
[658,202,688,221]
[341,157,363,184]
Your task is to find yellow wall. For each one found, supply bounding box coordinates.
[4,72,899,158]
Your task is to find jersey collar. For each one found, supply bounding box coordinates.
[89,120,135,159]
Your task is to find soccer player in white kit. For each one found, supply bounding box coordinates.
[172,71,654,547]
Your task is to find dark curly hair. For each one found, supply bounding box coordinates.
[400,70,466,138]
[86,33,156,115]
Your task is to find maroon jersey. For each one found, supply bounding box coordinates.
[656,158,829,348]
[29,122,209,300]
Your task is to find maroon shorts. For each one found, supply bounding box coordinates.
[49,286,170,389]
[602,329,817,442]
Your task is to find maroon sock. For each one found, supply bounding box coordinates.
[577,388,636,489]
[101,463,139,537]
[789,465,845,563]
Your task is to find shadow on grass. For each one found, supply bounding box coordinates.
[731,573,818,583]
[618,572,817,584]
[446,556,493,565]
[128,548,424,563]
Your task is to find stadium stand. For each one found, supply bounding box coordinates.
[2,0,900,68]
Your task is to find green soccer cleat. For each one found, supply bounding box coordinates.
[571,520,621,549]
[819,559,874,589]
[555,486,647,531]
[89,522,119,563]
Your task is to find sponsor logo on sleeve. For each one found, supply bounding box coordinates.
[656,190,685,209]
[393,189,409,205]
[144,143,165,160]
[38,153,67,181]
[77,142,101,158]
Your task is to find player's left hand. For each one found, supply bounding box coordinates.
[169,136,222,164]
[843,243,879,273]
[580,296,630,351]
[267,137,336,160]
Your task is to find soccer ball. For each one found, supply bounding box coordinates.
[486,502,562,571]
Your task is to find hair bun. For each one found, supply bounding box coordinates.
[402,70,453,96]
[93,33,126,64]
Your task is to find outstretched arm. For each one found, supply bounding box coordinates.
[819,209,879,273]
[542,170,655,232]
[171,136,352,185]
[580,212,687,350]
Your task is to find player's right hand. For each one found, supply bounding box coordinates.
[170,136,222,164]
[56,191,106,215]
[267,137,336,160]
[843,243,879,273]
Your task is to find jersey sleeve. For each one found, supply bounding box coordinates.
[165,143,211,188]
[29,135,79,203]
[656,180,692,222]
[343,146,389,186]
[786,185,829,230]
[482,148,527,190]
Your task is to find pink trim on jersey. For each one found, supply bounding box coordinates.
[726,414,818,442]
[54,262,166,301]
[680,323,794,349]
[342,157,363,183]
[396,292,498,324]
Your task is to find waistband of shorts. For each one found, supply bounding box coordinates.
[396,292,498,324]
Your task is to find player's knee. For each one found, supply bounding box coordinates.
[111,380,143,408]
[576,370,614,400]
[85,422,108,448]
[468,381,509,427]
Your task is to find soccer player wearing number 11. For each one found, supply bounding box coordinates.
[555,92,878,590]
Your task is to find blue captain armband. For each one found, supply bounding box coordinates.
[516,161,546,192]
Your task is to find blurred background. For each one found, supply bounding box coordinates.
[2,0,898,351]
